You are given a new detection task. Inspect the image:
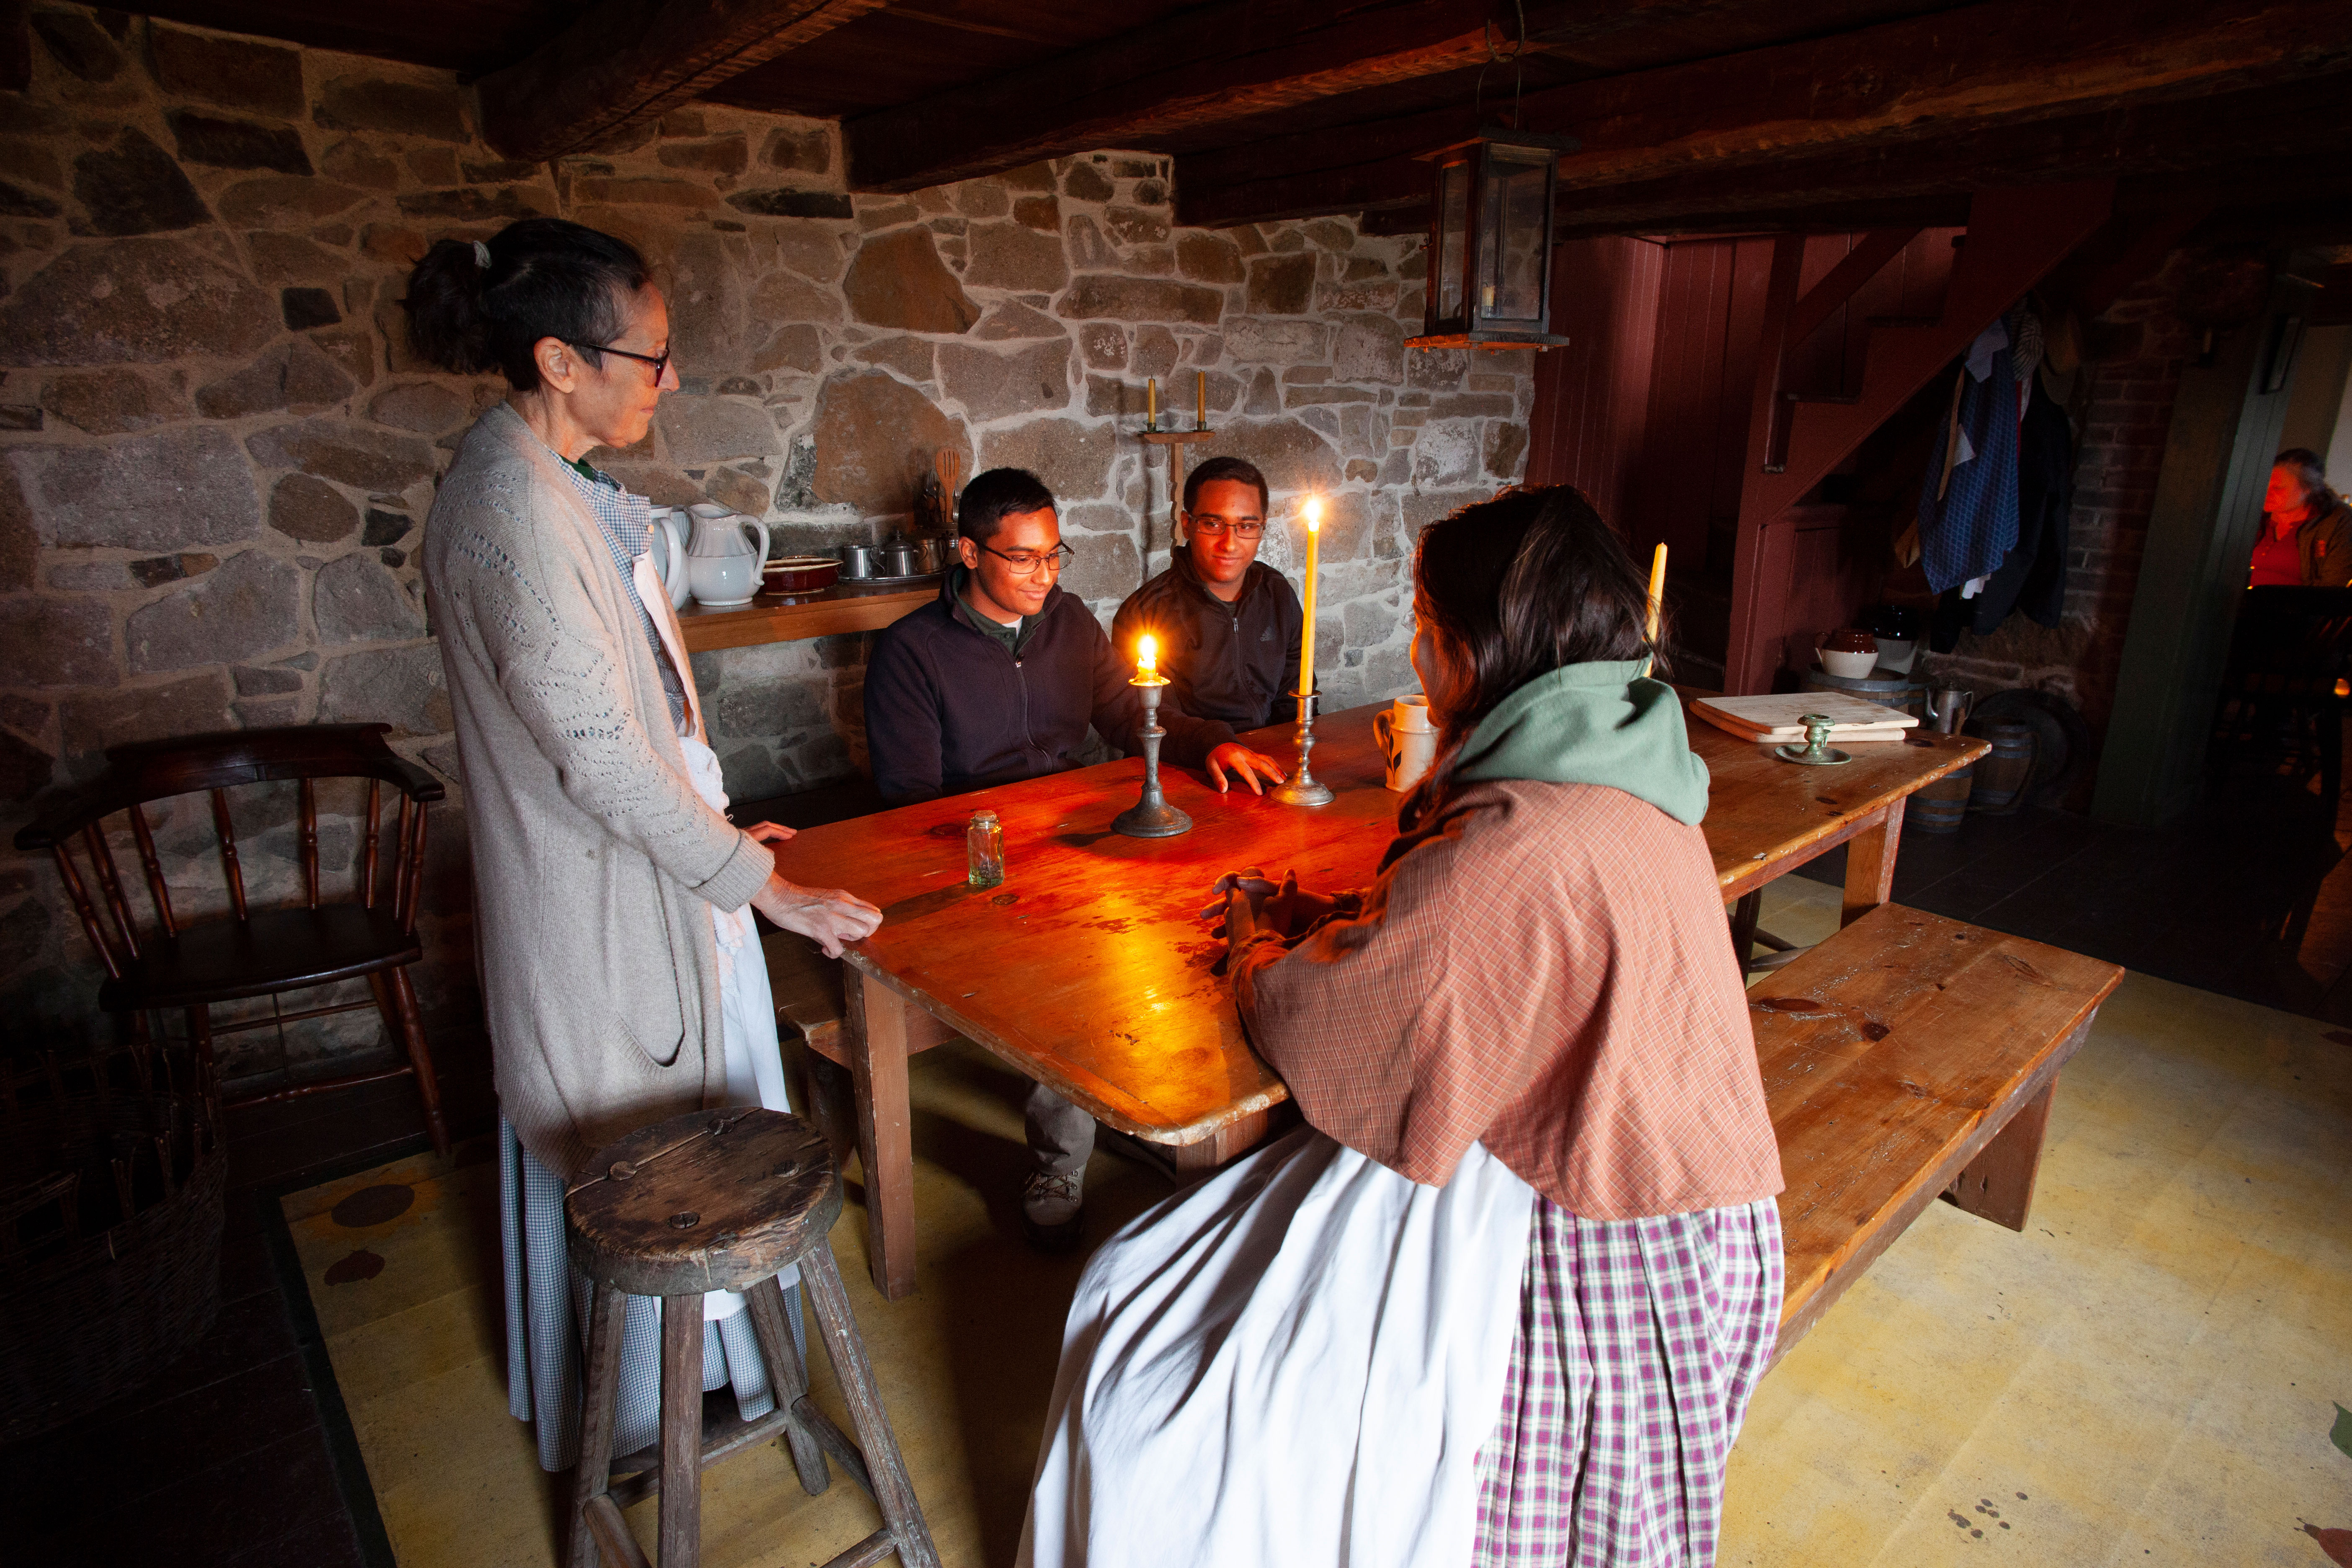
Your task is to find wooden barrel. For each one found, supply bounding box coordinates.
[1800,667,1928,719]
[1910,764,1974,833]
[1968,722,2037,814]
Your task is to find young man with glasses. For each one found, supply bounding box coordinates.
[864,466,1284,1248]
[1113,457,1305,732]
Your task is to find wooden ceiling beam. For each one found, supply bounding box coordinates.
[1175,0,2352,228]
[477,0,896,163]
[843,0,1773,194]
[0,2,27,94]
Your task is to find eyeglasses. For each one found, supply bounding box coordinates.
[978,542,1076,575]
[567,340,672,385]
[1186,516,1265,539]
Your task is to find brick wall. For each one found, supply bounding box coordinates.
[0,5,1530,1080]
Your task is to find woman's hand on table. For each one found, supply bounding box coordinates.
[1200,868,1340,942]
[1205,743,1286,795]
[753,874,883,958]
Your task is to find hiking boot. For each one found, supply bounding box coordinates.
[1021,1168,1085,1253]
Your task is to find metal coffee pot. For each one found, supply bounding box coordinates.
[1925,686,1974,734]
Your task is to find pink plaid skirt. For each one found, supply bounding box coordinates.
[1471,1196,1784,1567]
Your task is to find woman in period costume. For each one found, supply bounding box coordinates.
[1021,485,1785,1568]
[409,218,882,1470]
[2249,447,2352,587]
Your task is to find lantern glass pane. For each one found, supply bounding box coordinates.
[1480,145,1550,323]
[1436,160,1469,322]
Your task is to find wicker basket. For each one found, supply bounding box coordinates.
[0,1037,226,1442]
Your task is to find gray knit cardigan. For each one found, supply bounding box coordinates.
[423,403,772,1178]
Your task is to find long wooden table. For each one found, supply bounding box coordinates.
[776,701,1985,1298]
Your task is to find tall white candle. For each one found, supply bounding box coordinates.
[1299,497,1322,701]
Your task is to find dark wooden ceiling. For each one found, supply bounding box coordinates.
[117,0,2352,241]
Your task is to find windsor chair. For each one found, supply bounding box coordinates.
[12,723,451,1154]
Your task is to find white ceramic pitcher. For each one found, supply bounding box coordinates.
[684,503,771,609]
[1373,694,1437,792]
[644,507,691,610]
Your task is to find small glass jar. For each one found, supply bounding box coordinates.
[966,809,1005,888]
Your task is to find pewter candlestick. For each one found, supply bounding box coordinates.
[1272,690,1335,807]
[1114,675,1192,837]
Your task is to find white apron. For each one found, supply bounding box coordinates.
[1020,1128,1537,1568]
[638,552,797,1310]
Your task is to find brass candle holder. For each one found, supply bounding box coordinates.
[1271,690,1335,807]
[1114,673,1193,837]
[1775,712,1853,767]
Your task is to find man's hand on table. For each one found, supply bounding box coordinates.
[1205,742,1285,795]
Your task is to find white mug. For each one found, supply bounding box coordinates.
[1373,695,1437,792]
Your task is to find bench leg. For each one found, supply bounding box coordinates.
[802,1049,859,1177]
[1947,1074,2058,1232]
[1728,890,1763,972]
[844,968,920,1301]
[1841,798,1904,927]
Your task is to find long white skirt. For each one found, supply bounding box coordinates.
[1021,1126,1538,1568]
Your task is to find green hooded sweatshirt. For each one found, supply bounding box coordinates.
[1448,660,1710,825]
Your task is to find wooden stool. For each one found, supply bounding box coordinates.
[564,1109,940,1568]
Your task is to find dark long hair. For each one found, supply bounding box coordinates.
[1401,485,1666,824]
[402,217,650,391]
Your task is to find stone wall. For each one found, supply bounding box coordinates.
[0,6,1532,1078]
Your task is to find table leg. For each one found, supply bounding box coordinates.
[843,967,919,1301]
[1841,797,1905,927]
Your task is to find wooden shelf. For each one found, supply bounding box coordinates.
[677,583,934,653]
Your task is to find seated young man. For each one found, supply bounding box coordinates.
[863,466,1284,1248]
[1113,456,1305,732]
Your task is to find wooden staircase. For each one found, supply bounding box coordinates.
[1721,181,2117,693]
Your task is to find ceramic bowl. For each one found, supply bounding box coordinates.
[1819,647,1881,679]
[763,556,841,594]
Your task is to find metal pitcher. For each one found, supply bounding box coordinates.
[1925,686,1974,734]
[837,544,876,580]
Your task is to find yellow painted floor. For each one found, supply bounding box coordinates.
[283,879,2352,1568]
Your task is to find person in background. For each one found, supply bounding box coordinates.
[1022,485,1784,1568]
[1112,456,1305,732]
[863,466,1285,1249]
[411,217,882,1476]
[2251,447,2352,586]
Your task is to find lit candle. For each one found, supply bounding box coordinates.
[1643,542,1667,677]
[1299,498,1322,701]
[1147,377,1157,428]
[1196,371,1206,429]
[1137,632,1158,678]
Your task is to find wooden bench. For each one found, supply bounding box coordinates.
[762,931,959,1191]
[1753,902,2124,1361]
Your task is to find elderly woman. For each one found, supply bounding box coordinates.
[410,217,882,1471]
[2249,447,2352,587]
[1023,485,1785,1568]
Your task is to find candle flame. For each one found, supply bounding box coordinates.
[1138,633,1158,673]
[1303,496,1323,531]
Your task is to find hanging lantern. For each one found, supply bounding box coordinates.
[1407,126,1576,352]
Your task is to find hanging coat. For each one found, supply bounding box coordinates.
[1918,321,2022,595]
[1967,366,2074,633]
